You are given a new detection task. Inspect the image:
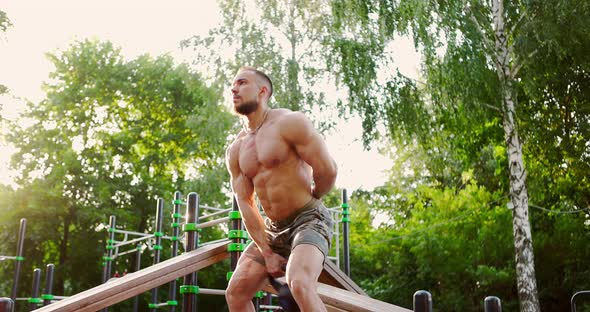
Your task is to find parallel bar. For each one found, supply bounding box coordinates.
[132,246,142,312]
[150,198,164,312]
[182,193,200,312]
[30,268,42,311]
[168,191,182,312]
[342,189,350,277]
[11,218,26,302]
[43,264,55,306]
[35,240,230,312]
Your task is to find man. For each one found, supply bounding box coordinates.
[225,66,337,312]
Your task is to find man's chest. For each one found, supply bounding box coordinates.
[238,133,291,178]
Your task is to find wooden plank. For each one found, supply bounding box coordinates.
[320,259,367,295]
[326,304,349,312]
[262,278,410,312]
[36,240,230,312]
[317,283,412,312]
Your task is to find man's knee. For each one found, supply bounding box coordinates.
[287,276,317,298]
[226,276,252,304]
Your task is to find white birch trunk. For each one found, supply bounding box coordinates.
[492,0,541,311]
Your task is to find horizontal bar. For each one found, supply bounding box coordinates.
[199,238,231,247]
[113,229,152,237]
[195,217,229,229]
[200,205,228,211]
[0,255,17,261]
[200,208,232,220]
[113,235,154,249]
[113,248,141,259]
[199,288,226,296]
[260,305,282,310]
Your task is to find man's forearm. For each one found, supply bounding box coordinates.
[239,205,272,254]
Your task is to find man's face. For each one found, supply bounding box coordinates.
[231,70,260,115]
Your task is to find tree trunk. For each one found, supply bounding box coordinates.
[492,0,540,311]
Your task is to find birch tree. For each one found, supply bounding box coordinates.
[328,0,576,310]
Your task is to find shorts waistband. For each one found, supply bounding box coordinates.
[272,197,320,228]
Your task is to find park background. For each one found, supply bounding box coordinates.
[0,0,588,311]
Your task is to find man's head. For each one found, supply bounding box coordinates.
[231,67,273,115]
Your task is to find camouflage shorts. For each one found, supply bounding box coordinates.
[243,198,334,264]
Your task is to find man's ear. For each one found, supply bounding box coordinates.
[259,85,268,99]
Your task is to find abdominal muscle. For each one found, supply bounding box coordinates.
[253,160,313,222]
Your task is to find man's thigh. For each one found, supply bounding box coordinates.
[285,244,325,283]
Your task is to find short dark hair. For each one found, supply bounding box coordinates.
[239,66,273,99]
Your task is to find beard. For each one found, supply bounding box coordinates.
[234,99,259,115]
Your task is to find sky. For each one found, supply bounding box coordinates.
[0,0,419,191]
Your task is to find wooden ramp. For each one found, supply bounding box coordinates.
[262,277,411,312]
[36,240,230,312]
[320,259,367,295]
[37,239,409,312]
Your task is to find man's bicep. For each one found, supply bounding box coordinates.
[285,115,335,174]
[295,132,335,174]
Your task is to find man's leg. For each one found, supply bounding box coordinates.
[226,245,268,312]
[285,244,326,312]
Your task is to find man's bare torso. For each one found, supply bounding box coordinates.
[229,109,314,221]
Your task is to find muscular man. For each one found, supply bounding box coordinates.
[225,67,337,312]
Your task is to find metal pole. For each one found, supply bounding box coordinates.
[413,290,432,312]
[227,196,248,306]
[150,198,164,312]
[11,218,27,302]
[341,189,350,277]
[168,191,182,312]
[30,268,42,311]
[133,246,141,312]
[182,193,199,312]
[484,296,502,312]
[104,216,116,282]
[0,298,14,312]
[42,264,55,306]
[101,215,116,312]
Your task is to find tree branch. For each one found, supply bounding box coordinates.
[511,49,538,78]
[466,6,495,52]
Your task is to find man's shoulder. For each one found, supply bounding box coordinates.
[226,133,245,158]
[272,109,308,125]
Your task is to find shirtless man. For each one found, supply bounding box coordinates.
[225,67,337,312]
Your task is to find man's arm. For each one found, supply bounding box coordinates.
[280,112,337,199]
[225,143,286,275]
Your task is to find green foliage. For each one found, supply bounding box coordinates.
[181,0,340,131]
[0,10,11,35]
[329,0,589,308]
[0,39,232,307]
[350,179,517,311]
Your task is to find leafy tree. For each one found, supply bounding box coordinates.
[181,0,340,131]
[330,1,589,310]
[1,39,232,309]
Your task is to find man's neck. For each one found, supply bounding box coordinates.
[244,108,270,134]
